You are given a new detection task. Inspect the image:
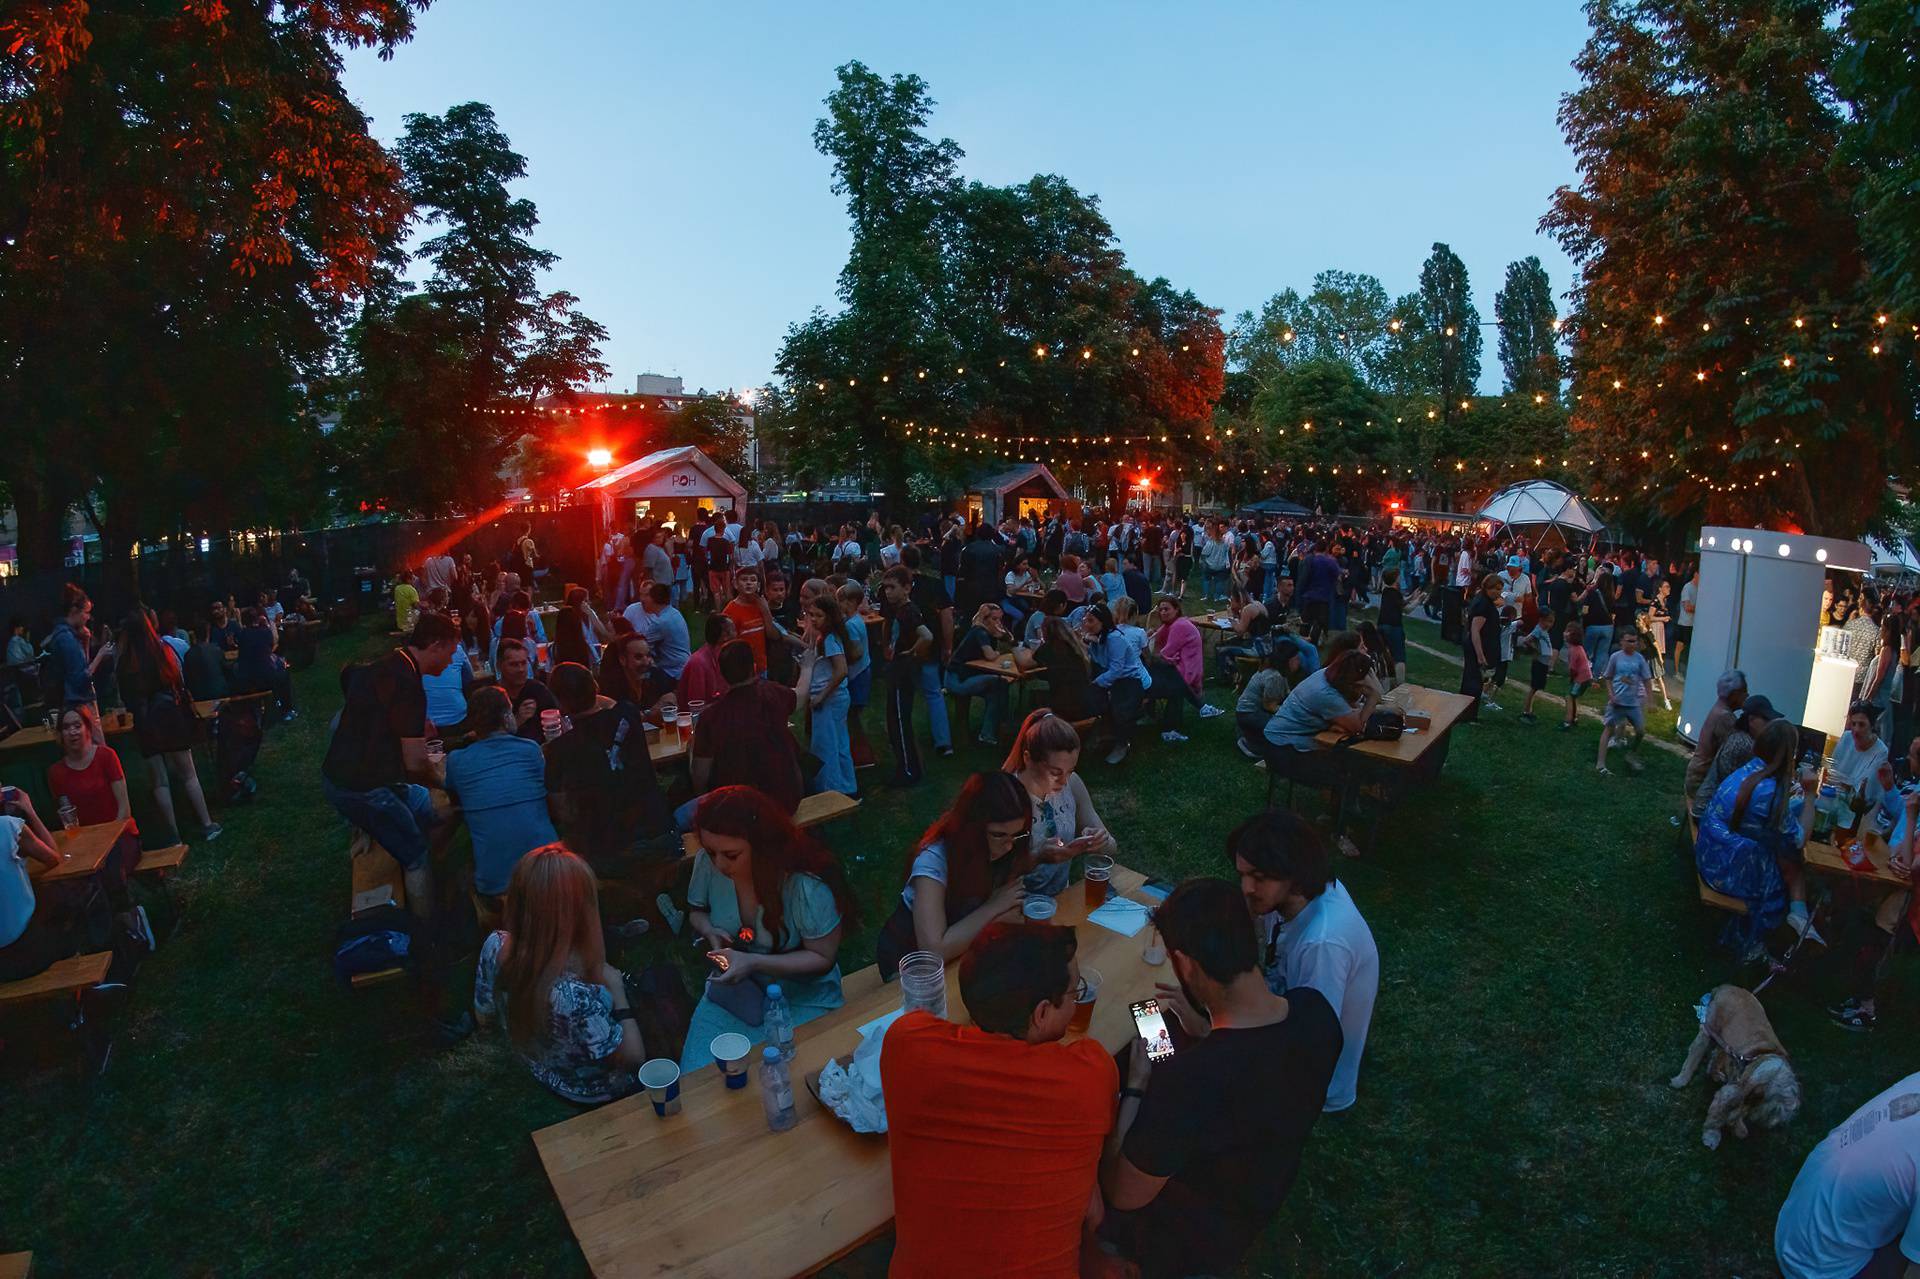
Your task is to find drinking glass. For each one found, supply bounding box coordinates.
[1084,854,1114,910]
[1069,966,1101,1033]
[898,951,948,1020]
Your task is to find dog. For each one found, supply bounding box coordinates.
[1669,984,1802,1149]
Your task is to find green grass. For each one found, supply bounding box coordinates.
[3,606,1916,1277]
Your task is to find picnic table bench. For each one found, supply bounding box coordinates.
[679,790,861,860]
[0,1251,32,1279]
[346,830,409,990]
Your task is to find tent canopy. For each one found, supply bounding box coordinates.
[1474,480,1605,536]
[1238,496,1312,517]
[574,445,746,503]
[1867,536,1920,575]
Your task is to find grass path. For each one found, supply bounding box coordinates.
[1,613,1915,1277]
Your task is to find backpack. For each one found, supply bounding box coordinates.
[333,906,415,982]
[1358,708,1407,741]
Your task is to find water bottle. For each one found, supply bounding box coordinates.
[759,1047,796,1132]
[763,983,795,1061]
[57,796,78,833]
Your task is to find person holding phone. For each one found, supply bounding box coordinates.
[876,772,1032,979]
[679,786,859,1070]
[1099,878,1342,1279]
[1001,710,1114,898]
[882,923,1115,1278]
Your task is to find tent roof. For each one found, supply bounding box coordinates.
[1867,536,1920,574]
[967,463,1067,502]
[574,445,746,501]
[1238,496,1312,516]
[1474,480,1605,534]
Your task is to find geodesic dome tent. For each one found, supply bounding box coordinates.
[1474,480,1606,548]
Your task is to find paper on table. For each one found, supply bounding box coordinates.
[855,1007,907,1041]
[1088,897,1152,937]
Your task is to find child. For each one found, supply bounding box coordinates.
[1519,608,1557,723]
[1559,622,1592,731]
[1492,605,1518,692]
[1594,629,1654,774]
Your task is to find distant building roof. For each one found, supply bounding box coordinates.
[966,463,1067,502]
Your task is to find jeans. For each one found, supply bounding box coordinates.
[1583,624,1614,669]
[1202,568,1228,599]
[323,778,437,870]
[1092,676,1145,747]
[1146,661,1198,731]
[1236,709,1269,751]
[944,670,1010,741]
[943,574,957,601]
[1218,643,1259,686]
[1146,557,1163,588]
[807,684,855,795]
[916,661,952,750]
[1377,623,1406,666]
[1330,595,1348,633]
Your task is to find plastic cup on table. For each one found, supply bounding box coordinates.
[1069,965,1101,1034]
[897,951,949,1020]
[1022,896,1057,922]
[540,708,563,742]
[638,1058,682,1116]
[676,711,693,742]
[688,700,707,722]
[1084,854,1114,910]
[425,738,445,765]
[710,1033,753,1089]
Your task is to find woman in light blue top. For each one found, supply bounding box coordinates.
[679,786,858,1069]
[795,594,854,795]
[1082,603,1147,764]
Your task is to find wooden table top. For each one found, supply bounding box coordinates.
[966,656,1031,682]
[30,819,131,884]
[1806,830,1913,891]
[649,730,690,767]
[534,865,1163,1278]
[1311,683,1475,763]
[1,711,135,754]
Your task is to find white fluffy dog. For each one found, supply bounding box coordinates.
[1670,984,1802,1150]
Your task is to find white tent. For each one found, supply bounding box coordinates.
[1474,480,1606,546]
[572,445,746,534]
[1867,536,1920,576]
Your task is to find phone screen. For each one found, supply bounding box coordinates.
[1131,999,1176,1062]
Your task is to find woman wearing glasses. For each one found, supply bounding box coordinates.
[876,771,1033,979]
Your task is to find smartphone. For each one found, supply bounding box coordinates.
[706,951,730,973]
[1130,998,1176,1063]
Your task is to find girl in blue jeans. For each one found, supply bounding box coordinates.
[943,604,1014,746]
[795,596,855,796]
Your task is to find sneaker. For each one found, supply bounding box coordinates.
[132,905,156,952]
[1161,730,1189,743]
[936,746,955,758]
[1557,721,1572,732]
[655,894,685,936]
[435,1011,477,1047]
[609,917,651,942]
[1787,912,1826,946]
[1198,704,1225,719]
[1830,1003,1876,1032]
[202,822,224,842]
[976,735,1000,748]
[1254,757,1268,770]
[1336,835,1362,859]
[1482,699,1503,711]
[1595,765,1613,776]
[1518,712,1536,724]
[1236,738,1261,761]
[1625,754,1645,774]
[1104,742,1131,765]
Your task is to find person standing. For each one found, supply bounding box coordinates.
[879,567,931,787]
[1674,565,1699,676]
[1461,574,1503,720]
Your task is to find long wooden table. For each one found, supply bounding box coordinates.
[1,695,266,755]
[1806,829,1911,892]
[30,819,132,884]
[534,865,1164,1278]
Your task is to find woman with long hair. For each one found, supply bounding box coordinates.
[117,610,220,842]
[794,592,855,796]
[1001,709,1115,897]
[1695,718,1818,960]
[45,702,155,946]
[680,786,858,1068]
[876,772,1031,978]
[474,843,646,1104]
[550,586,607,672]
[1015,614,1094,720]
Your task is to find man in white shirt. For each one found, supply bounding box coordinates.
[1777,1070,1920,1279]
[422,551,456,596]
[1498,555,1535,612]
[623,583,690,681]
[1208,808,1379,1113]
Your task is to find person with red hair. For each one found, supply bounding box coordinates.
[473,844,647,1105]
[680,786,860,1069]
[875,771,1031,979]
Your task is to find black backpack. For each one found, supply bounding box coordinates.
[1359,708,1407,741]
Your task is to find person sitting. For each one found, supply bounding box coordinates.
[687,640,804,821]
[543,662,674,885]
[677,613,735,709]
[1774,1069,1920,1279]
[678,786,858,1069]
[1015,615,1095,722]
[549,586,609,672]
[443,687,557,908]
[491,589,546,671]
[1098,558,1128,610]
[944,604,1014,748]
[1003,710,1114,897]
[494,637,557,742]
[1228,809,1378,1113]
[876,771,1031,978]
[0,787,79,981]
[473,844,647,1104]
[596,633,672,718]
[1144,595,1217,743]
[1022,588,1069,648]
[883,922,1116,1278]
[420,622,474,737]
[1214,589,1271,686]
[1685,669,1749,811]
[1829,701,1892,825]
[1083,604,1147,766]
[1122,554,1153,615]
[1098,878,1342,1279]
[392,569,420,633]
[233,605,296,720]
[1056,555,1089,605]
[182,617,230,702]
[1258,649,1381,858]
[1689,694,1777,822]
[624,582,690,687]
[1234,642,1302,762]
[1695,718,1819,960]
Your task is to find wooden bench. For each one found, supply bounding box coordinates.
[0,1250,34,1279]
[134,844,188,876]
[0,952,112,1009]
[347,831,409,989]
[680,790,863,860]
[1697,875,1748,915]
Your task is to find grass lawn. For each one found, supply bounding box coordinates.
[4,604,1918,1277]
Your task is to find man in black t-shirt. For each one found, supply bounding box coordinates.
[542,662,672,882]
[902,546,954,755]
[321,613,460,916]
[1100,878,1342,1279]
[878,567,932,786]
[495,638,557,741]
[1539,559,1577,635]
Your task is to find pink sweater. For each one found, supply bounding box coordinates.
[1156,616,1204,693]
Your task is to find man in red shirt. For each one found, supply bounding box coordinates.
[720,565,774,675]
[882,923,1116,1277]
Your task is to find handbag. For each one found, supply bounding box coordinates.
[1359,709,1406,741]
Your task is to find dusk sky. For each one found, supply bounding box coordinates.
[343,1,1592,396]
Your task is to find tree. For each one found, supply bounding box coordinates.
[0,0,426,582]
[1381,243,1483,410]
[1835,0,1920,319]
[1227,271,1396,395]
[1542,0,1915,536]
[1494,257,1563,395]
[334,103,607,516]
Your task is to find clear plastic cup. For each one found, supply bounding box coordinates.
[1084,854,1114,910]
[898,951,948,1020]
[1069,965,1101,1033]
[1022,896,1057,921]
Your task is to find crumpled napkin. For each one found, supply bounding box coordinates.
[817,1010,899,1133]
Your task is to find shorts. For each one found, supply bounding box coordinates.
[323,778,438,871]
[707,569,732,596]
[848,666,872,710]
[1603,701,1645,732]
[1377,623,1406,665]
[1530,660,1550,692]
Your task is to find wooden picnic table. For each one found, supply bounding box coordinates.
[1,709,135,754]
[30,819,132,885]
[534,864,1165,1279]
[966,655,1032,682]
[1806,830,1912,892]
[1310,683,1475,763]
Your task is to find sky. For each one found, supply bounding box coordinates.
[342,1,1593,396]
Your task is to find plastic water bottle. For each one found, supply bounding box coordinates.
[759,1047,796,1132]
[763,983,795,1062]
